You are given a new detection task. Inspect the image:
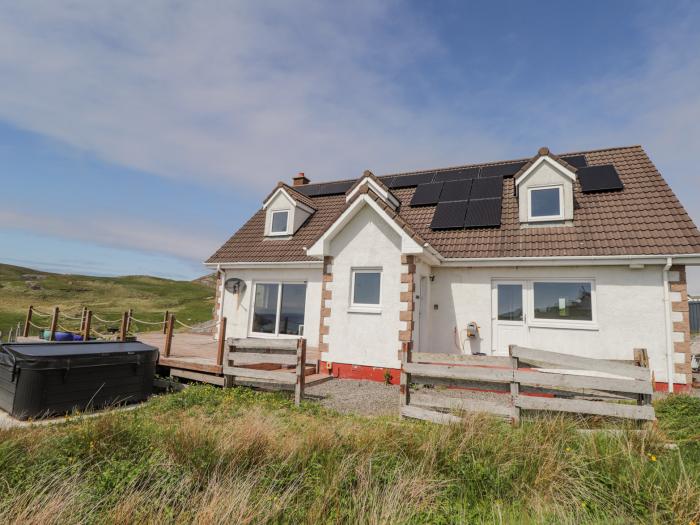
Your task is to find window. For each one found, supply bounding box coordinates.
[251,282,306,336]
[497,284,523,321]
[351,269,381,308]
[528,186,562,220]
[270,210,289,234]
[533,281,592,321]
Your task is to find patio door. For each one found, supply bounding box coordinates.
[492,281,528,355]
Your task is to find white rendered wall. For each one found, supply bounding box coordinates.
[220,267,322,351]
[428,265,671,383]
[325,206,403,369]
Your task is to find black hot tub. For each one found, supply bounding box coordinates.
[0,341,158,420]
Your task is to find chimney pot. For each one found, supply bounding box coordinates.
[293,172,310,186]
[538,147,550,156]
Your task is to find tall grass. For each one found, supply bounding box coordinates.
[0,387,698,524]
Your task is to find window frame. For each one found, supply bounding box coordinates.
[269,210,291,236]
[249,281,307,338]
[349,268,382,313]
[527,185,564,222]
[528,278,597,329]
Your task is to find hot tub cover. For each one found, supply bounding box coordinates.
[0,341,158,371]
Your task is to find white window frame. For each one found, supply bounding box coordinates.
[527,185,564,222]
[269,210,291,236]
[349,268,382,313]
[528,278,597,330]
[249,281,307,338]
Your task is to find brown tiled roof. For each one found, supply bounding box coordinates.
[206,145,700,263]
[262,182,317,210]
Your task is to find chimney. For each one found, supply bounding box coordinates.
[293,172,310,186]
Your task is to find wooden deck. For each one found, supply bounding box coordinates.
[138,331,327,386]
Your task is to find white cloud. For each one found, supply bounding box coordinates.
[1,2,700,287]
[0,1,507,191]
[0,207,219,262]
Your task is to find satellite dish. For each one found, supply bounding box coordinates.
[225,278,246,309]
[225,278,246,295]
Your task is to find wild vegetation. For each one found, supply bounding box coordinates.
[0,263,214,336]
[0,386,698,524]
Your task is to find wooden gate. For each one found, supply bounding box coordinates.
[400,344,654,425]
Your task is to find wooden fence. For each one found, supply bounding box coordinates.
[400,344,655,425]
[223,337,307,405]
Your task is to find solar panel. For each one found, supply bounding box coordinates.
[295,185,318,197]
[470,176,503,199]
[410,182,443,206]
[577,164,623,192]
[439,179,472,202]
[430,200,469,229]
[387,172,436,189]
[433,167,480,183]
[464,198,502,228]
[560,155,588,169]
[480,161,527,178]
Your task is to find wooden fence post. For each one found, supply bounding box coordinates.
[119,311,128,341]
[162,310,169,334]
[49,306,59,342]
[400,341,413,410]
[509,345,521,426]
[634,348,652,428]
[295,337,307,405]
[163,314,175,357]
[126,308,133,333]
[83,310,92,342]
[79,306,87,332]
[23,305,33,337]
[216,317,227,367]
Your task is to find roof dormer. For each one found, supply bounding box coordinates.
[345,170,400,210]
[514,147,577,226]
[262,182,316,238]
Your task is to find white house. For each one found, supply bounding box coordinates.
[206,146,700,392]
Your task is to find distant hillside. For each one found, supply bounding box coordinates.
[0,263,215,337]
[192,273,217,289]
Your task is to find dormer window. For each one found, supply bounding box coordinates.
[270,210,290,235]
[262,183,316,238]
[515,151,576,226]
[528,186,563,221]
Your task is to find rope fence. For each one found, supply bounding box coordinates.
[129,317,166,326]
[174,319,196,330]
[17,305,213,342]
[92,314,122,324]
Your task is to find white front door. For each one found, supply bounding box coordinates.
[492,281,528,355]
[415,276,429,352]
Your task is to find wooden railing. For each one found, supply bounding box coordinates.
[223,337,307,405]
[400,344,655,425]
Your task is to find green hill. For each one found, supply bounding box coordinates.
[0,263,215,337]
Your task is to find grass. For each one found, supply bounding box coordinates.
[0,387,699,524]
[0,263,214,337]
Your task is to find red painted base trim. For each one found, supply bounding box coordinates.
[653,382,691,393]
[320,361,400,385]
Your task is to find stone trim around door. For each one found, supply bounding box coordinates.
[318,256,333,354]
[398,255,416,354]
[670,265,692,387]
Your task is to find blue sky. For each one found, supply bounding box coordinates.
[1,1,699,290]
